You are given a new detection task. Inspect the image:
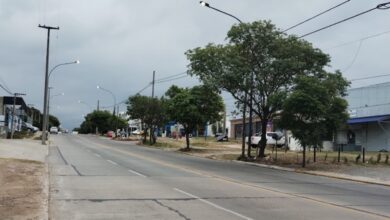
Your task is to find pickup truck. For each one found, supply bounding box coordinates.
[245,132,285,148]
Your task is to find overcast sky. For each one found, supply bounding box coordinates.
[1,0,389,129]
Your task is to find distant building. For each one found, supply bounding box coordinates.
[228,82,390,152]
[0,96,31,137]
[229,117,273,139]
[339,82,390,152]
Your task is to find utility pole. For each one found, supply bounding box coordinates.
[97,100,100,111]
[10,93,26,139]
[46,87,53,134]
[39,24,59,145]
[151,70,156,98]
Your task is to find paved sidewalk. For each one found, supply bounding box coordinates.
[0,139,48,162]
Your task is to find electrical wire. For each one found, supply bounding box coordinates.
[0,76,12,94]
[342,39,363,72]
[283,0,351,33]
[299,1,390,38]
[350,73,390,81]
[154,71,187,82]
[0,84,13,95]
[326,29,390,50]
[100,71,190,109]
[154,75,188,84]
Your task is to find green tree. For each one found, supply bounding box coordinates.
[127,95,167,144]
[166,85,224,150]
[186,20,331,158]
[79,110,127,134]
[279,73,349,167]
[49,115,60,128]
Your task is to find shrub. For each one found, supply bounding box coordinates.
[385,155,389,164]
[377,153,382,163]
[355,154,361,163]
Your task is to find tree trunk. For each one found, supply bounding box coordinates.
[143,127,147,144]
[302,144,306,168]
[258,119,268,158]
[149,126,155,145]
[241,101,247,159]
[185,131,190,150]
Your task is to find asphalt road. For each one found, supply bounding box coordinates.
[49,134,390,220]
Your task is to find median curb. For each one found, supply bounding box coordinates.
[230,159,390,187]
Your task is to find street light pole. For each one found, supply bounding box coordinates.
[39,24,59,145]
[199,1,254,157]
[97,85,117,116]
[78,100,93,111]
[10,93,26,139]
[42,59,80,141]
[47,89,65,133]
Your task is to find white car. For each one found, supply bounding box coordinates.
[50,126,59,134]
[246,132,285,148]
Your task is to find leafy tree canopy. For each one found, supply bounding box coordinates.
[186,20,336,157]
[165,85,224,149]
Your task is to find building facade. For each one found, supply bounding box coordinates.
[0,96,30,137]
[341,82,390,152]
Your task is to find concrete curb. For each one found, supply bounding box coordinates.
[178,150,390,187]
[44,143,50,220]
[230,160,390,187]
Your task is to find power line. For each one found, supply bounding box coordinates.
[100,71,190,109]
[350,73,390,81]
[283,0,351,33]
[299,1,390,38]
[155,75,189,84]
[154,71,187,82]
[342,39,363,72]
[0,84,12,95]
[326,29,390,50]
[0,76,12,93]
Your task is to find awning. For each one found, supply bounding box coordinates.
[347,115,390,125]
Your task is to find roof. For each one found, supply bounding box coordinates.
[347,115,390,124]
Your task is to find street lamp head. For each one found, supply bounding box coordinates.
[75,60,80,64]
[61,92,65,96]
[200,1,210,7]
[97,85,100,89]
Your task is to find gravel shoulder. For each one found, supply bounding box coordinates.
[0,139,48,220]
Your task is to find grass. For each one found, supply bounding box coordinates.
[139,136,390,168]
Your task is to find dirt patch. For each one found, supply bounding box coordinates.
[0,158,46,220]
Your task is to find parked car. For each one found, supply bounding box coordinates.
[106,131,115,138]
[132,130,143,135]
[245,132,285,148]
[50,126,59,134]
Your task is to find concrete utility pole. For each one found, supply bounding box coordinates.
[97,100,100,111]
[10,93,26,139]
[39,24,59,145]
[152,70,156,98]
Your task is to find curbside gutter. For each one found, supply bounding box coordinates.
[177,150,390,187]
[231,159,390,187]
[44,143,50,220]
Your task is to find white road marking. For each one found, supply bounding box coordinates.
[128,169,147,178]
[174,188,253,220]
[106,160,118,165]
[94,153,102,158]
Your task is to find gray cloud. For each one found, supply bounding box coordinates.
[1,0,389,129]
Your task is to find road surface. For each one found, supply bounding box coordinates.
[49,134,390,219]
